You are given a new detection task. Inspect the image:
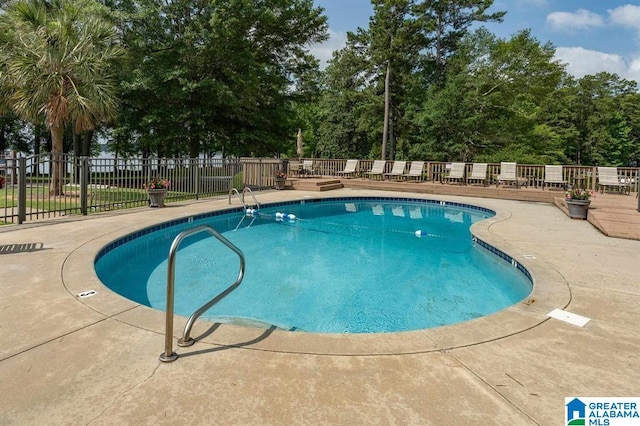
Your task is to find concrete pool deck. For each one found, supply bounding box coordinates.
[1,189,639,424]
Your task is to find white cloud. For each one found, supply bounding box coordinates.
[608,5,640,31]
[516,0,548,7]
[546,9,604,32]
[554,47,640,83]
[309,29,347,69]
[628,57,640,82]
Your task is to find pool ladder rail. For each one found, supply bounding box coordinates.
[160,225,245,363]
[228,187,261,211]
[229,187,261,230]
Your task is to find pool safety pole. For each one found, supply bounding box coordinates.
[160,233,181,362]
[160,225,245,363]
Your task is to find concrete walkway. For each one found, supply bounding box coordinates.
[1,189,638,425]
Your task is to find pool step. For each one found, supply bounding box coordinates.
[290,178,343,192]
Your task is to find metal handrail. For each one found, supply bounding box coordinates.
[242,186,260,209]
[234,214,257,231]
[160,225,245,362]
[228,187,246,207]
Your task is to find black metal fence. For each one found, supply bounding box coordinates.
[0,154,244,224]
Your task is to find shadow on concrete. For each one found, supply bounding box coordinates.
[0,242,47,254]
[177,325,277,359]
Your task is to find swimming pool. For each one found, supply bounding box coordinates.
[95,197,532,333]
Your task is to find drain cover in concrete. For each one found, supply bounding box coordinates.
[547,308,590,327]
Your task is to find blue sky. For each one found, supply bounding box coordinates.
[312,0,640,84]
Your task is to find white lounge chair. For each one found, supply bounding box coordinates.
[543,165,567,190]
[335,159,359,178]
[597,167,631,195]
[496,162,526,188]
[384,161,406,180]
[365,160,386,180]
[442,162,466,185]
[466,163,488,186]
[403,161,425,181]
[288,160,302,177]
[301,160,316,177]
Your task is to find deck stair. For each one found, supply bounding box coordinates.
[290,178,343,192]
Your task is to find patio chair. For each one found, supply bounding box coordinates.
[301,160,316,177]
[543,165,567,190]
[335,159,359,178]
[466,163,488,186]
[496,162,527,188]
[365,160,386,180]
[384,161,406,180]
[597,167,631,195]
[403,161,425,182]
[288,160,301,177]
[441,162,466,185]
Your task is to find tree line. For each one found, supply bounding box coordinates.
[1,0,639,175]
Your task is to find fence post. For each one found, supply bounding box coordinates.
[194,158,200,200]
[259,158,263,190]
[10,151,18,186]
[79,157,89,215]
[240,159,246,188]
[17,157,26,224]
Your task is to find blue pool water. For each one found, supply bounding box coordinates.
[95,197,532,333]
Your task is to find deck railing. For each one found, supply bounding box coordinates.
[263,158,637,192]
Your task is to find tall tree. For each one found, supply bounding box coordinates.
[364,0,504,160]
[416,0,505,72]
[569,73,638,165]
[0,0,124,194]
[415,29,565,163]
[368,0,420,160]
[315,35,377,158]
[111,0,327,158]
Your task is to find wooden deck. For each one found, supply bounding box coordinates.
[289,177,640,241]
[578,192,640,240]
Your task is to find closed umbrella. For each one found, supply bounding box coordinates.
[296,128,303,158]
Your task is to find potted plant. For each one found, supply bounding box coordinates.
[565,187,595,219]
[144,177,170,207]
[274,170,286,190]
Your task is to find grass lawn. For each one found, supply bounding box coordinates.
[0,186,149,212]
[1,171,244,222]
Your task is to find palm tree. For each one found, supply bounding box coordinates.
[0,0,123,195]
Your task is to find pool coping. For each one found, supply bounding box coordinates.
[63,194,571,356]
